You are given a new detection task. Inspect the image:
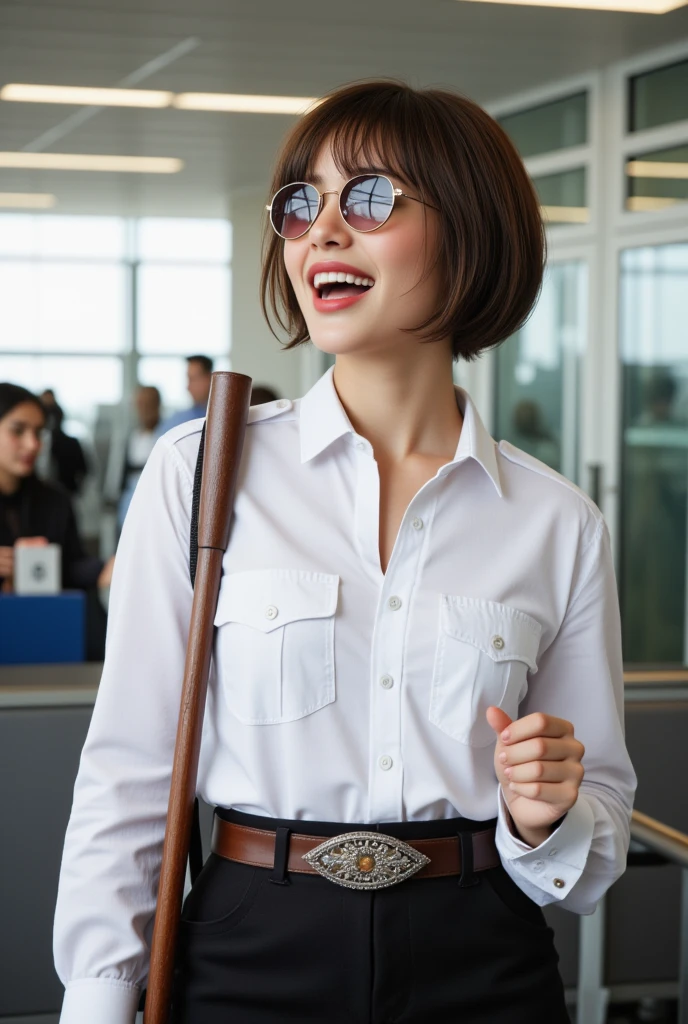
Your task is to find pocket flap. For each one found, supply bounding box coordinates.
[439,596,541,672]
[214,569,340,633]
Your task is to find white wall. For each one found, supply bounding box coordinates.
[229,188,314,400]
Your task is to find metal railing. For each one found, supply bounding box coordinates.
[577,808,688,1024]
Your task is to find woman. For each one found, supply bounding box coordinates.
[55,81,636,1023]
[0,383,112,594]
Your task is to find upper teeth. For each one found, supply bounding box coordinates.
[313,271,374,289]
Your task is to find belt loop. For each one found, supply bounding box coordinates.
[270,826,291,886]
[458,830,479,888]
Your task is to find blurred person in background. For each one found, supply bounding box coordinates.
[40,390,89,496]
[105,385,162,530]
[157,354,213,435]
[250,383,281,405]
[0,384,114,654]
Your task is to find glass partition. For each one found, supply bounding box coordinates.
[619,243,688,665]
[629,58,688,133]
[498,92,587,158]
[494,260,587,483]
[625,143,688,213]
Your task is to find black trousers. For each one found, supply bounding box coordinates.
[171,809,569,1024]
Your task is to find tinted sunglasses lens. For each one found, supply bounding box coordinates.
[271,182,320,239]
[341,174,394,231]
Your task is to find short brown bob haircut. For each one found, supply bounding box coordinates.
[261,80,546,362]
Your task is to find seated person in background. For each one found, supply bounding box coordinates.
[157,354,213,435]
[0,383,114,595]
[250,384,281,405]
[40,391,89,496]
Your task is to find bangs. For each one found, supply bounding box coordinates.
[276,87,434,199]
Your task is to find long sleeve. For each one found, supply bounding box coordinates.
[54,434,195,1024]
[495,518,637,914]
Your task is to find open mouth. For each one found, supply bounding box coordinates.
[313,270,375,301]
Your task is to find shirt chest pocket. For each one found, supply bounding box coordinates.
[213,569,339,725]
[429,596,542,748]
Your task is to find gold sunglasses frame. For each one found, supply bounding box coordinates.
[265,173,437,240]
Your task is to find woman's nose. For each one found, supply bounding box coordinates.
[309,192,351,249]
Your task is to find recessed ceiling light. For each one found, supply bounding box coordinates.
[172,93,319,114]
[457,0,688,11]
[0,192,56,208]
[0,153,183,173]
[0,84,173,107]
[626,160,688,179]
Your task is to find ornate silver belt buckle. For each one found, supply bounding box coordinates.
[302,831,431,890]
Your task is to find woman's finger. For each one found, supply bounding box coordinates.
[505,760,584,785]
[499,736,584,766]
[507,780,581,803]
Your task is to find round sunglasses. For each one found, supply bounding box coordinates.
[266,173,437,240]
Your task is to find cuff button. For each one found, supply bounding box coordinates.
[553,878,566,889]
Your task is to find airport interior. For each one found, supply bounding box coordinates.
[2,1,688,1022]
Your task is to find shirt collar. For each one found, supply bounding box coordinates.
[299,366,502,497]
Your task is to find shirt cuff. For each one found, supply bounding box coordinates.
[495,785,595,905]
[60,978,141,1024]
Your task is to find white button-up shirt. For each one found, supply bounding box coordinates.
[54,367,636,1023]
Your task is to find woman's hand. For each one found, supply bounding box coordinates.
[486,706,585,849]
[97,555,115,589]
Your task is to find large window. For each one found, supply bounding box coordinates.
[0,214,232,427]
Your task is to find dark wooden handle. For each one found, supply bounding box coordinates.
[144,371,252,1024]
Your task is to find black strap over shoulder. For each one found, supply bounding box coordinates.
[187,422,207,883]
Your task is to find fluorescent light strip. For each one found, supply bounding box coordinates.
[0,84,173,108]
[626,160,688,180]
[626,196,685,211]
[0,152,182,173]
[0,192,56,208]
[457,0,688,11]
[541,205,589,223]
[0,83,319,115]
[173,93,318,114]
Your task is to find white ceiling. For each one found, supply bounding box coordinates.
[1,0,688,216]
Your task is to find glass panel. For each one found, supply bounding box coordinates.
[498,93,587,158]
[0,215,38,256]
[620,244,688,665]
[136,218,232,262]
[494,261,587,483]
[0,355,123,426]
[625,144,688,213]
[532,168,588,225]
[36,216,126,258]
[0,261,127,352]
[138,354,230,414]
[630,59,688,133]
[0,214,126,258]
[137,265,230,355]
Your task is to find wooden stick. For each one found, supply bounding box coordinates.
[144,371,252,1024]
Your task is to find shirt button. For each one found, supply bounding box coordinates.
[548,848,558,857]
[532,860,545,874]
[411,517,423,531]
[355,440,366,450]
[276,399,290,409]
[380,674,394,689]
[491,635,505,651]
[553,878,566,889]
[379,755,393,771]
[388,596,402,611]
[265,605,278,620]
